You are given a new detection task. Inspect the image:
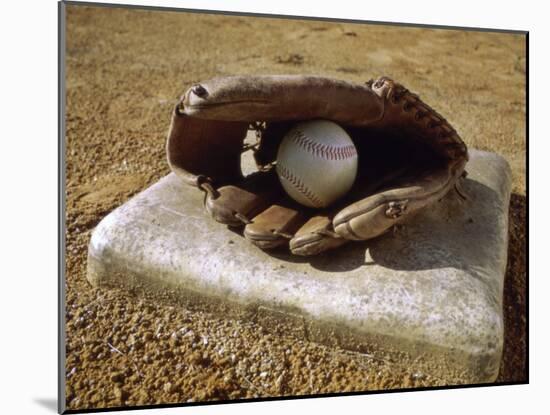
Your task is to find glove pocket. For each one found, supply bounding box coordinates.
[166,108,248,186]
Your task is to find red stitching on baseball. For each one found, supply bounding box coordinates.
[288,129,357,161]
[277,164,324,208]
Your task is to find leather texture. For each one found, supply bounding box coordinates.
[166,75,469,256]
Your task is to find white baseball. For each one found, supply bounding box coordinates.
[276,120,358,208]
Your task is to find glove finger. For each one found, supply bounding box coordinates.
[288,162,416,255]
[205,170,281,227]
[244,203,306,249]
[289,215,348,256]
[333,161,466,241]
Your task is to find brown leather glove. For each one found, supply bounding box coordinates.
[166,75,468,256]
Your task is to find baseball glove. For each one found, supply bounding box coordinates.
[166,75,468,256]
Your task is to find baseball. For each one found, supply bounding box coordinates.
[276,120,358,208]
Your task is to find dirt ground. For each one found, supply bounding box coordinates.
[63,5,527,411]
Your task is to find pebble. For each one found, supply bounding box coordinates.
[75,317,86,328]
[137,390,149,404]
[89,393,101,404]
[163,382,175,393]
[110,372,125,383]
[169,333,180,347]
[113,386,127,401]
[127,334,143,349]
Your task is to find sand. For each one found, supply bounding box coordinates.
[63,5,526,410]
